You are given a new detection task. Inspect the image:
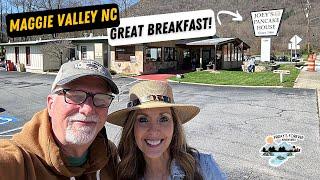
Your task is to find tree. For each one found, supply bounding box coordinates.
[40,40,75,66]
[111,0,136,17]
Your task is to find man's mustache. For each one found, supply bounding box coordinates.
[68,113,98,123]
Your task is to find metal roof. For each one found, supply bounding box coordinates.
[176,38,234,46]
[0,36,109,46]
[176,37,250,50]
[0,39,60,46]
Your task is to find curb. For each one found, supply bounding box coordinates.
[293,70,302,88]
[41,72,58,75]
[167,79,284,88]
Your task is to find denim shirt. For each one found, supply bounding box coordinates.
[170,152,227,180]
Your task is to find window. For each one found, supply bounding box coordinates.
[69,48,76,60]
[223,44,229,61]
[230,43,236,61]
[26,47,30,65]
[164,47,175,61]
[15,47,19,63]
[81,46,87,60]
[115,46,135,61]
[146,47,161,61]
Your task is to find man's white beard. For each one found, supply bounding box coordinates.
[65,113,99,145]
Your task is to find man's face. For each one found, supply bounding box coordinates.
[47,76,111,145]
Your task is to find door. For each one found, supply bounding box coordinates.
[202,49,211,69]
[15,47,19,64]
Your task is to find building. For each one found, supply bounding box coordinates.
[0,36,109,73]
[111,36,250,74]
[1,36,249,74]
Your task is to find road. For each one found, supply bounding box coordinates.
[0,71,319,179]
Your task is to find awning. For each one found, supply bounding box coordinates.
[176,37,250,50]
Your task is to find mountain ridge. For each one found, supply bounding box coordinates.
[125,0,320,54]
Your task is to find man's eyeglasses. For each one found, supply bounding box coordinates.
[55,89,114,108]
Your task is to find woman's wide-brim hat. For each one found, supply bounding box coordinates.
[107,80,200,127]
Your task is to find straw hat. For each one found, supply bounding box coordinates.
[107,80,200,127]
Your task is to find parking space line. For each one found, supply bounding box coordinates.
[0,134,13,137]
[0,127,23,135]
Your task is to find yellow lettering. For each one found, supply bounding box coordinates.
[27,17,35,30]
[91,10,98,23]
[47,15,54,28]
[84,11,90,24]
[110,8,117,21]
[101,9,110,22]
[43,16,47,28]
[73,12,78,25]
[10,19,20,32]
[20,18,27,31]
[65,13,72,26]
[35,16,42,29]
[79,12,84,24]
[58,14,65,26]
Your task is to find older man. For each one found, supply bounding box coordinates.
[0,60,119,179]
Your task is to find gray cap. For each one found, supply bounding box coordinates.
[51,60,119,94]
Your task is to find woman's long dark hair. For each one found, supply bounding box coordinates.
[116,108,203,180]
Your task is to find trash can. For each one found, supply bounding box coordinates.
[8,61,15,71]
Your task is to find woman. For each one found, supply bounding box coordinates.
[108,80,226,180]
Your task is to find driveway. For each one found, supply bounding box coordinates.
[0,71,319,179]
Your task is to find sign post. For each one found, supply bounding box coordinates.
[273,70,290,83]
[289,35,302,61]
[251,9,284,62]
[261,38,271,61]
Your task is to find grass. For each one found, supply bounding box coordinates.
[170,64,300,87]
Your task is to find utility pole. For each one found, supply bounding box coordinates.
[0,0,3,43]
[303,0,311,53]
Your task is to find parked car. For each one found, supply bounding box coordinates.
[270,54,277,62]
[250,55,261,61]
[291,52,301,58]
[292,57,301,62]
[278,56,289,62]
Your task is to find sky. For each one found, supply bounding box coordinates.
[1,0,139,14]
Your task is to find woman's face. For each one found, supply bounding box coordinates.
[134,107,174,159]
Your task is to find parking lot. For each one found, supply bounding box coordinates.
[0,71,320,179]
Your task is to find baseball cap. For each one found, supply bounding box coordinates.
[51,60,119,94]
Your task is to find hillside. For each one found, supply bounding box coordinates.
[124,0,320,54]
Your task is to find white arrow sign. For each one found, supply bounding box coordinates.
[290,35,302,45]
[217,10,243,25]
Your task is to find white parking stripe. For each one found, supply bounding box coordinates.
[0,127,23,135]
[0,135,13,137]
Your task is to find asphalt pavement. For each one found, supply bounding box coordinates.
[0,70,320,179]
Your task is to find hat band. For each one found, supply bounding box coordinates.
[127,95,172,107]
